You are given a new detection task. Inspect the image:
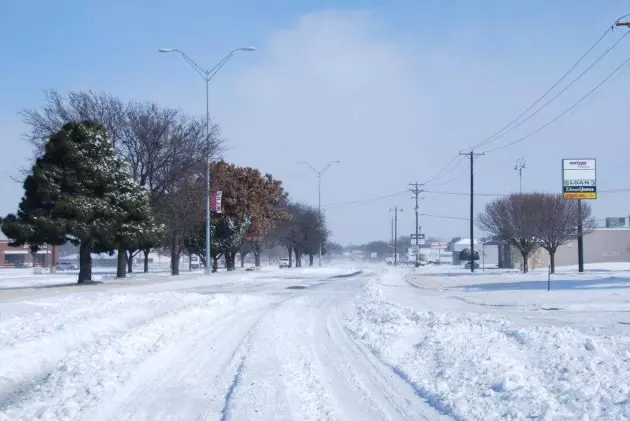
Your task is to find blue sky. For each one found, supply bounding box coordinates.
[1,0,630,244]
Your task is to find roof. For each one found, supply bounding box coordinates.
[455,238,479,245]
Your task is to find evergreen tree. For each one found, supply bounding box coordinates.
[1,121,156,283]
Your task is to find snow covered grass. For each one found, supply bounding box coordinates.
[346,278,630,420]
[0,267,178,290]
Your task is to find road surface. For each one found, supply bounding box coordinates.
[0,267,450,421]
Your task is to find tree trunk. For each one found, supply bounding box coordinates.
[227,251,237,271]
[295,248,301,267]
[126,251,134,273]
[116,245,126,279]
[78,239,92,283]
[549,249,556,274]
[240,253,245,268]
[287,246,293,268]
[212,257,219,273]
[170,233,180,275]
[143,249,150,273]
[254,243,261,267]
[521,250,529,273]
[309,254,314,267]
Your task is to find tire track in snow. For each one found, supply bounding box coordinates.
[0,294,260,421]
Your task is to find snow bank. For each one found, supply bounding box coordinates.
[346,282,630,420]
[0,291,259,420]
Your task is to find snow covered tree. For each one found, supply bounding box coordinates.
[1,121,155,283]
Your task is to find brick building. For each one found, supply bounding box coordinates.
[0,231,60,268]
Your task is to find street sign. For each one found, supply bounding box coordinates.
[410,233,425,240]
[562,159,597,200]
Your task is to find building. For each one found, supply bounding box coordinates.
[539,227,630,267]
[0,232,60,268]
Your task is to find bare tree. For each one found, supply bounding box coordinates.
[21,90,125,153]
[532,193,596,273]
[478,194,540,273]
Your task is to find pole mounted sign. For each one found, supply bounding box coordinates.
[562,159,597,200]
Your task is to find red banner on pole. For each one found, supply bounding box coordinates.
[210,191,222,213]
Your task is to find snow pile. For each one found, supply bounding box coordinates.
[346,282,630,420]
[0,291,259,420]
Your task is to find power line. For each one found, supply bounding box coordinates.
[324,187,630,211]
[324,191,406,209]
[422,155,464,186]
[427,163,470,187]
[418,19,624,186]
[471,25,620,150]
[482,53,630,153]
[474,29,630,151]
[421,213,469,221]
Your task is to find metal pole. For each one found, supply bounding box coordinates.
[577,199,584,273]
[415,195,419,266]
[469,153,475,272]
[158,47,255,275]
[391,213,394,254]
[394,207,398,266]
[297,160,339,267]
[205,80,212,274]
[519,168,522,193]
[318,174,322,267]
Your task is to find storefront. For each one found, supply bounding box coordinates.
[0,234,59,268]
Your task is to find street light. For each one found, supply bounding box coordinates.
[159,46,255,274]
[514,157,526,193]
[297,160,340,267]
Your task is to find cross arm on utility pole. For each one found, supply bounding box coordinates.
[615,21,630,27]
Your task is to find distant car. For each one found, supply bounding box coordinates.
[56,261,78,271]
[279,257,290,268]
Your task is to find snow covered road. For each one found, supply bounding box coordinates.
[0,267,447,421]
[2,264,630,420]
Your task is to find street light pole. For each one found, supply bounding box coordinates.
[514,158,526,193]
[159,46,255,274]
[298,160,340,266]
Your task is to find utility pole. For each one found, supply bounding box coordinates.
[408,182,424,266]
[389,206,402,266]
[514,158,526,193]
[577,199,584,273]
[459,150,484,272]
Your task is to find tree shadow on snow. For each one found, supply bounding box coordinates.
[0,280,105,291]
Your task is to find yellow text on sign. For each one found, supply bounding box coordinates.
[563,192,597,200]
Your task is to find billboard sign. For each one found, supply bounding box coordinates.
[431,242,448,249]
[605,217,626,228]
[562,159,597,200]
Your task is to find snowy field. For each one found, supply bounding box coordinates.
[1,262,629,420]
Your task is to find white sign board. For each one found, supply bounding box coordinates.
[562,159,597,200]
